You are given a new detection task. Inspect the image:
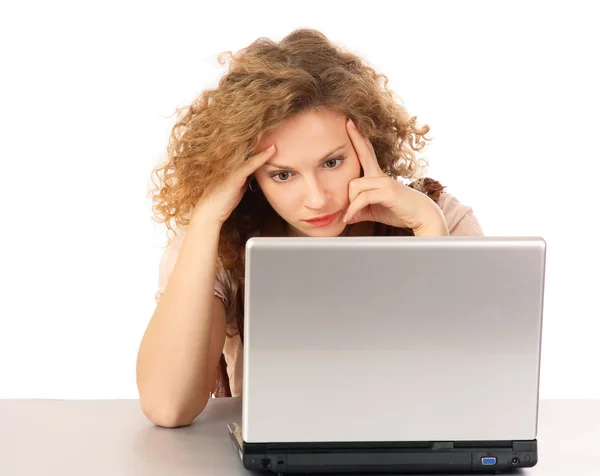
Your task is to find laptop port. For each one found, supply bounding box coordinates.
[260,458,270,468]
[481,457,497,465]
[512,457,520,465]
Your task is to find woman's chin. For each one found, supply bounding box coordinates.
[296,222,347,237]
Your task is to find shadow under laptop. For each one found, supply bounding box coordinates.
[241,468,529,476]
[244,471,528,476]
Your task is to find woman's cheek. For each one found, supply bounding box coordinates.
[262,181,297,212]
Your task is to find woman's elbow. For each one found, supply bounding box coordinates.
[139,396,208,428]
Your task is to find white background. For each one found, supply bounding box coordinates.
[1,1,598,399]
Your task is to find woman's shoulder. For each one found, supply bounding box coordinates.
[154,229,238,307]
[406,178,483,236]
[155,232,185,302]
[436,192,484,236]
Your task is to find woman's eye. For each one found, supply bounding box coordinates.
[271,157,344,182]
[324,157,344,169]
[272,171,292,182]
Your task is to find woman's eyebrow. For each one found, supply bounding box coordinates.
[265,143,348,169]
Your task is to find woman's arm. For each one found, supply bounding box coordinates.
[136,209,227,428]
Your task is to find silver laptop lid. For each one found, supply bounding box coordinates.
[242,236,545,443]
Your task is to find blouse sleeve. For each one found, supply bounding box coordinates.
[154,232,231,309]
[437,192,484,236]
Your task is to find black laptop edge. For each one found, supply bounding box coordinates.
[230,433,538,474]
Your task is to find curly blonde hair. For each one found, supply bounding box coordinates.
[149,28,439,396]
[151,28,432,242]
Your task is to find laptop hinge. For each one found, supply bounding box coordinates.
[431,441,454,449]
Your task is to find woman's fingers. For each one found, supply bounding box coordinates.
[240,144,276,179]
[346,119,383,177]
[344,189,387,223]
[348,176,391,203]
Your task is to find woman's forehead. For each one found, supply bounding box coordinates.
[256,109,350,165]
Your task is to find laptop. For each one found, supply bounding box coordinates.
[228,236,545,474]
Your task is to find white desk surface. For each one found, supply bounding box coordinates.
[2,398,599,475]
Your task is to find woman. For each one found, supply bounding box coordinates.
[137,28,483,428]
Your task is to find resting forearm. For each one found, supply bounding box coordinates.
[136,211,222,423]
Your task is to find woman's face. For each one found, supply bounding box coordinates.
[254,108,361,237]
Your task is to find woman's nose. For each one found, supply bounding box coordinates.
[303,178,327,209]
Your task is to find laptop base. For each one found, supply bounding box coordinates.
[229,425,537,474]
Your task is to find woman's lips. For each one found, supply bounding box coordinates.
[303,211,340,227]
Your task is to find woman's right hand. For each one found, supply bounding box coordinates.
[191,144,276,225]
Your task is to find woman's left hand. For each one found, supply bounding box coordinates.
[343,119,449,235]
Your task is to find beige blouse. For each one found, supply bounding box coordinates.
[154,192,484,396]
